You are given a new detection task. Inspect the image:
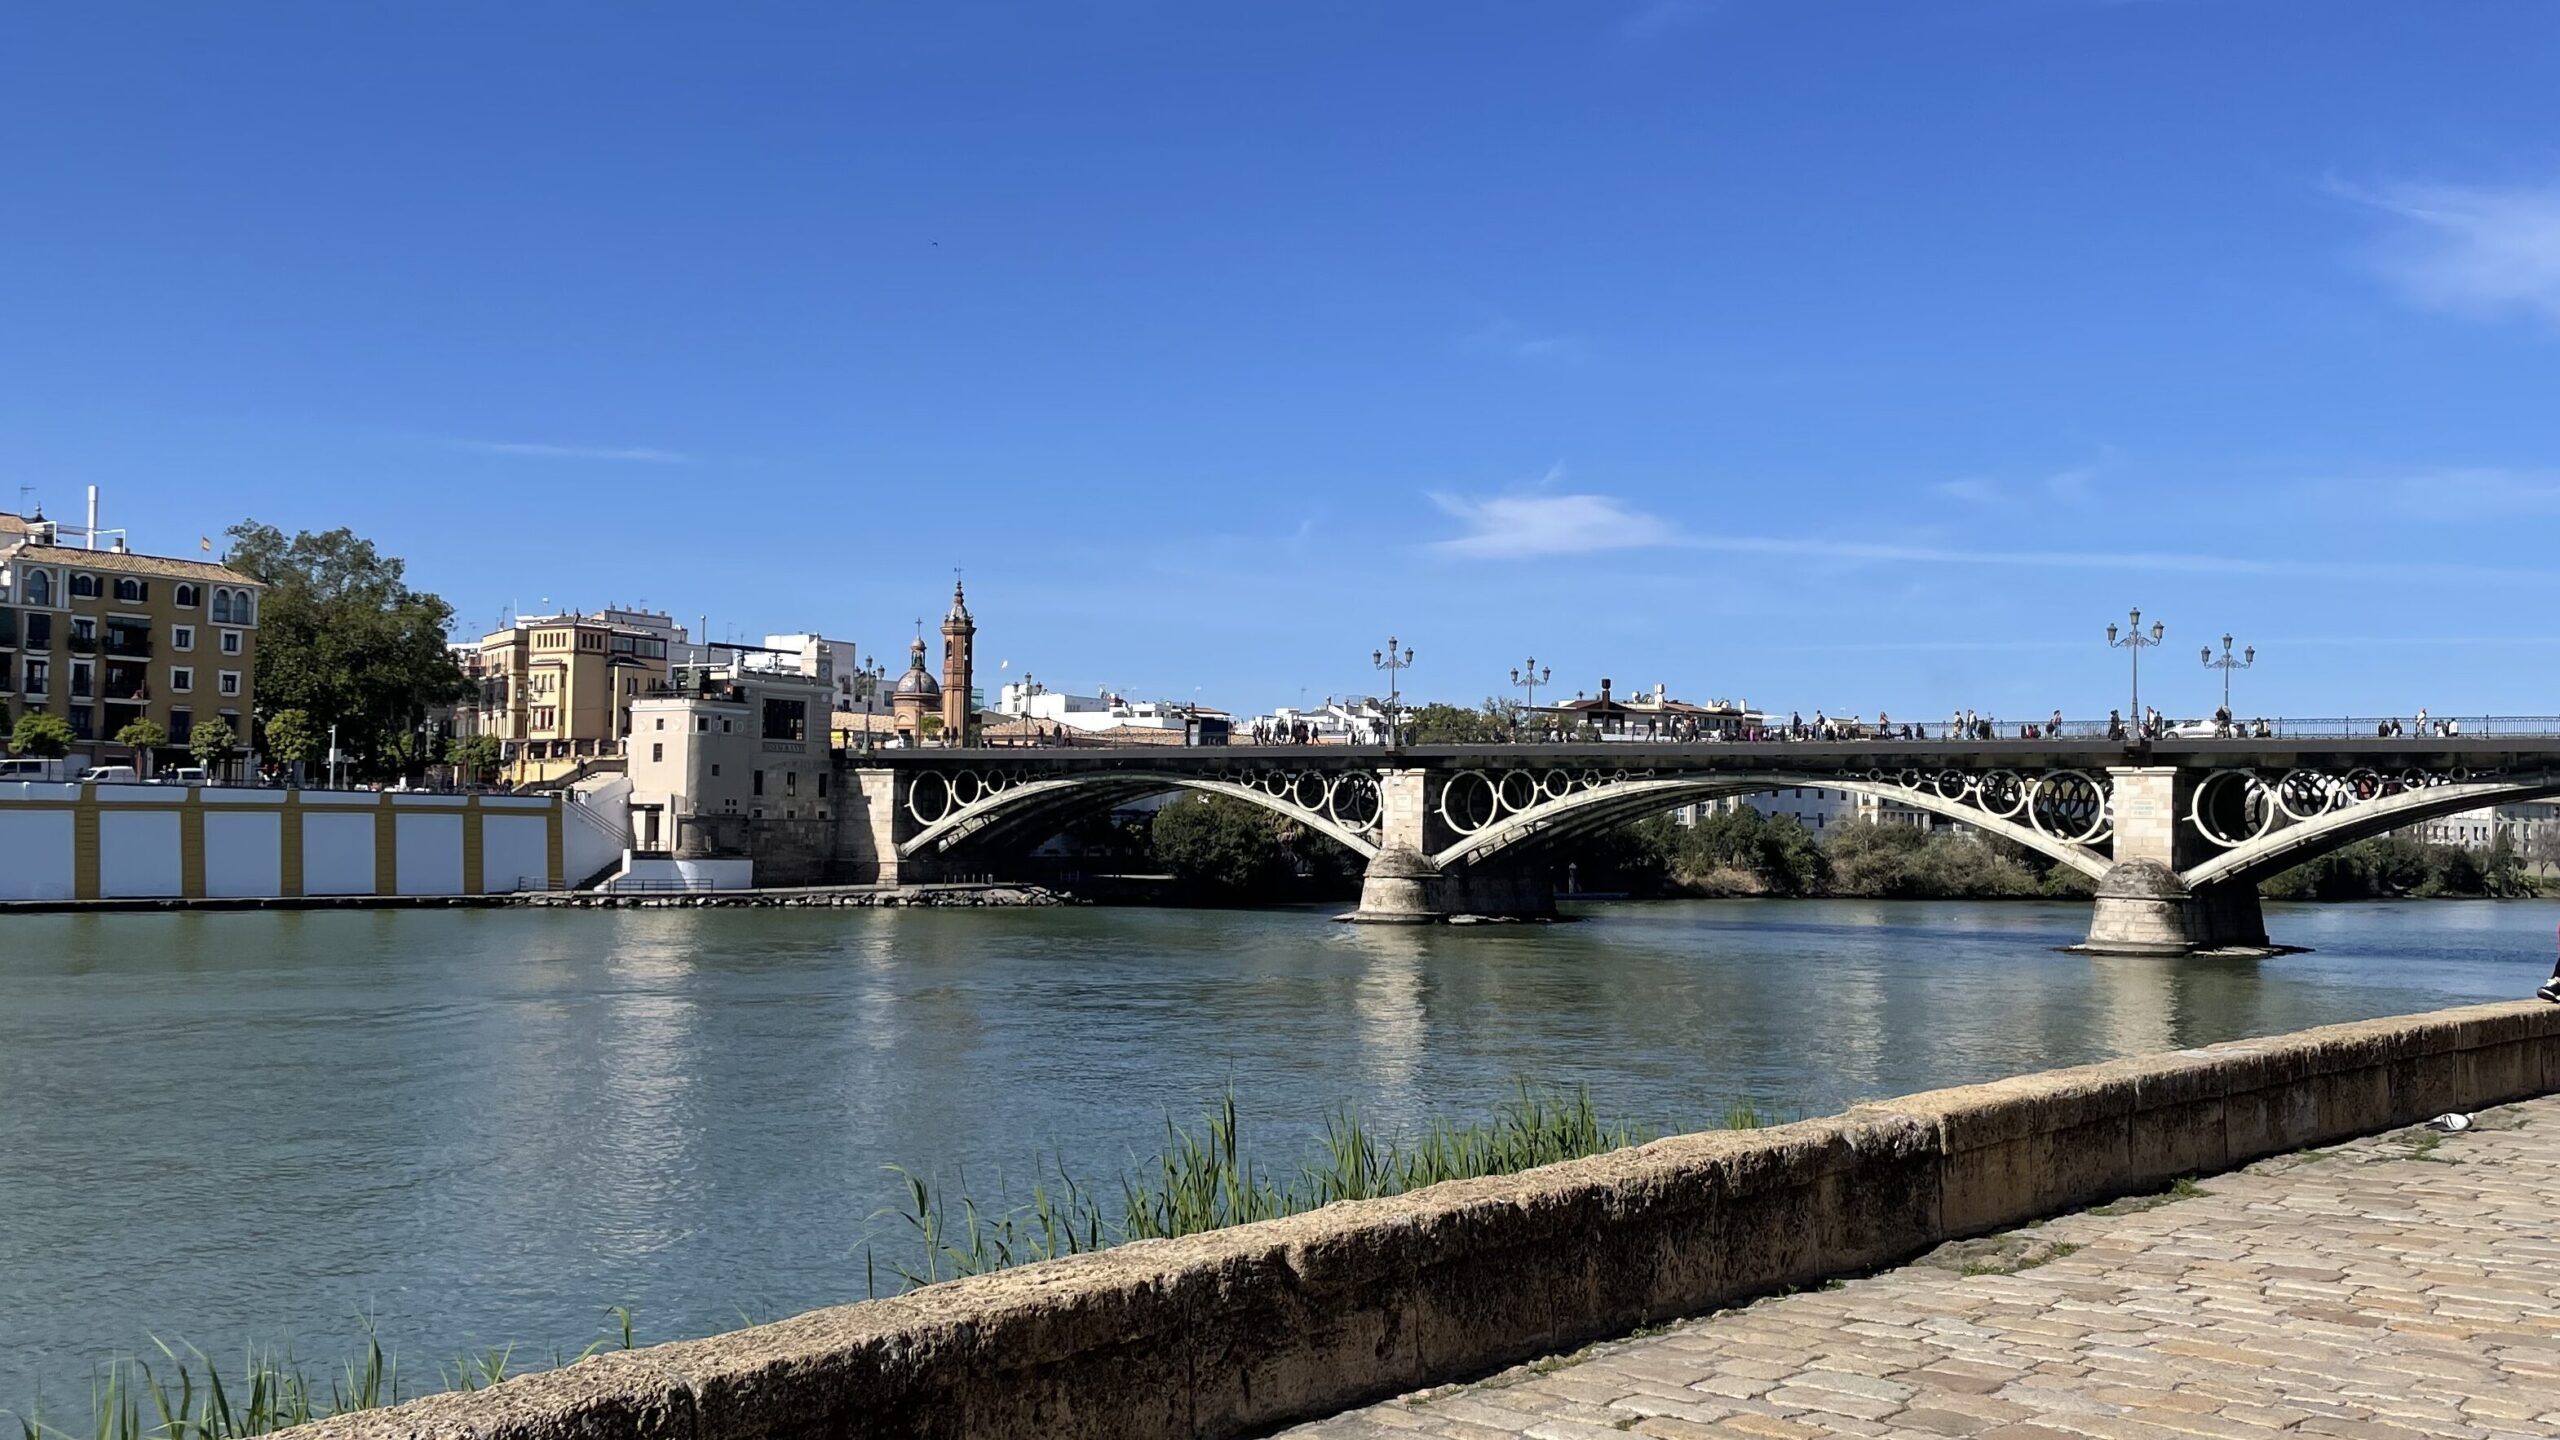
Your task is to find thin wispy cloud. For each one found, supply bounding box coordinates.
[1428,487,2556,584]
[2393,466,2560,515]
[448,438,690,464]
[2338,177,2560,326]
[1459,316,1587,365]
[1429,489,1674,558]
[1932,477,1999,504]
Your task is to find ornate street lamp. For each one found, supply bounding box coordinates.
[1509,656,1550,741]
[1372,637,1414,747]
[850,653,884,756]
[2106,608,2166,729]
[2201,633,2254,716]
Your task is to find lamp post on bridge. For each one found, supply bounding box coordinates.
[1372,636,1414,748]
[2106,608,2165,732]
[2201,633,2254,717]
[850,653,883,756]
[1509,657,1550,742]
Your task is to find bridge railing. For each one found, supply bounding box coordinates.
[2258,716,2560,740]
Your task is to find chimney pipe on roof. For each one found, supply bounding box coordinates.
[86,486,98,551]
[1599,677,1612,702]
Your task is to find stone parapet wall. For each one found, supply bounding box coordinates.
[294,1001,2560,1440]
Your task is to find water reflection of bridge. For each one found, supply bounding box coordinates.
[840,737,2560,954]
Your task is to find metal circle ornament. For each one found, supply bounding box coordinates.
[2273,769,2341,822]
[2027,770,2110,845]
[1437,770,1501,835]
[1325,773,1382,832]
[2187,769,2275,850]
[905,770,956,826]
[1974,770,2028,819]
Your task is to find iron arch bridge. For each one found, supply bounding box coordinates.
[844,737,2560,954]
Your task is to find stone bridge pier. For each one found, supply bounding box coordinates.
[1346,768,1555,923]
[2082,766,2268,956]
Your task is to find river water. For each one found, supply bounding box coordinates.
[1,899,2550,1404]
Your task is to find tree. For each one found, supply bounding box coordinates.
[445,732,502,783]
[190,719,239,773]
[221,522,471,778]
[11,711,72,758]
[1402,700,1516,745]
[1150,794,1291,896]
[263,708,320,768]
[114,718,168,756]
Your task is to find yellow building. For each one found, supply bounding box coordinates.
[468,611,674,785]
[0,511,265,772]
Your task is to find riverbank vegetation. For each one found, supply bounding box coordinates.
[2260,834,2540,899]
[865,1082,1708,1289]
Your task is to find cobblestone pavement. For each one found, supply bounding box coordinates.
[1283,1097,2560,1440]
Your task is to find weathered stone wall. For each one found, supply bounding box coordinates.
[288,1001,2560,1440]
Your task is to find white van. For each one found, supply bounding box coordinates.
[77,764,140,785]
[165,766,211,786]
[0,757,68,782]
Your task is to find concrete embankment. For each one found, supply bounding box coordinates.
[514,883,1078,910]
[290,1000,2560,1440]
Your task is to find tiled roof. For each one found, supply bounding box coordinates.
[7,543,261,586]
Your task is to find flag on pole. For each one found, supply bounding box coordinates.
[200,537,212,551]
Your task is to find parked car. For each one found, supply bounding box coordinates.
[2160,719,2225,739]
[163,766,211,786]
[77,764,141,784]
[0,757,69,782]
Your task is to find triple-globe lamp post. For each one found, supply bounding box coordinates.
[2106,608,2165,727]
[1372,637,1414,747]
[2201,634,2254,715]
[1510,657,1550,741]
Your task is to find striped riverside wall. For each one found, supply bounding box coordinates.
[0,785,585,902]
[281,1000,2560,1440]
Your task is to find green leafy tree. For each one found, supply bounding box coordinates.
[10,711,73,759]
[444,732,503,782]
[262,707,320,767]
[1402,699,1517,745]
[1150,794,1291,896]
[190,719,239,773]
[114,717,168,754]
[222,522,471,778]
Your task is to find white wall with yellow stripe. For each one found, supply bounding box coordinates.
[0,786,586,901]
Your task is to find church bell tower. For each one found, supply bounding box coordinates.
[940,578,975,745]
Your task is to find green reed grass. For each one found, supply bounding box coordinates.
[866,1082,1781,1294]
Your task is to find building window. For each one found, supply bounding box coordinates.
[785,770,797,797]
[817,773,828,798]
[68,704,91,739]
[24,614,48,649]
[696,716,709,732]
[218,670,240,697]
[171,625,193,651]
[174,583,199,609]
[170,667,192,694]
[709,763,719,777]
[169,706,191,736]
[20,569,49,606]
[753,769,764,796]
[720,718,732,733]
[654,717,665,730]
[70,617,94,647]
[69,661,92,698]
[650,743,663,762]
[113,577,145,603]
[70,573,98,600]
[220,630,241,655]
[23,659,46,695]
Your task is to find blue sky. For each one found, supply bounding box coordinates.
[4,2,2558,721]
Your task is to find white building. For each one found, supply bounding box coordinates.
[745,632,864,710]
[2412,800,2560,870]
[624,660,837,861]
[996,682,1202,734]
[1242,698,1394,745]
[1686,787,1950,835]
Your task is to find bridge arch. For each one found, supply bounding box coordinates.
[898,770,1383,864]
[2180,777,2560,892]
[1429,772,2115,880]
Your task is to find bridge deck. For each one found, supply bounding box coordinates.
[870,738,2560,769]
[1284,1099,2560,1440]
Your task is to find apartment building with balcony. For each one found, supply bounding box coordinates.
[0,510,264,772]
[466,609,679,785]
